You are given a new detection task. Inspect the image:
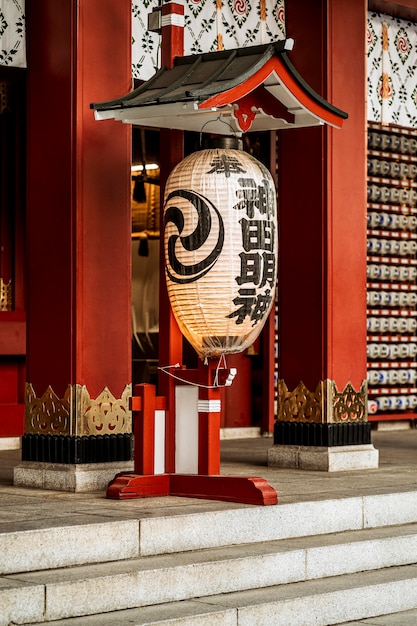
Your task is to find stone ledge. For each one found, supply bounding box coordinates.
[0,437,21,450]
[267,444,379,472]
[13,461,134,492]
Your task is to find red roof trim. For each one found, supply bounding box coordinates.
[199,56,345,129]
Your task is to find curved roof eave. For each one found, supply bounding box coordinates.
[91,41,348,133]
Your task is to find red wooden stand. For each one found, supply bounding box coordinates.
[105,2,276,507]
[107,473,277,505]
[106,375,278,506]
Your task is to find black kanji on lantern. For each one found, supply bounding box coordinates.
[240,218,275,251]
[227,170,276,326]
[206,154,247,178]
[234,177,275,218]
[227,288,273,325]
[236,251,276,289]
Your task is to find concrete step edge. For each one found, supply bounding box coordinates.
[3,487,417,573]
[0,518,140,575]
[4,526,417,621]
[139,489,417,555]
[16,564,417,626]
[4,491,417,575]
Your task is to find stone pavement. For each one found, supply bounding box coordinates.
[1,427,417,528]
[1,427,417,625]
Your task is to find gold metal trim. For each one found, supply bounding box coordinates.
[277,379,368,423]
[0,278,12,311]
[277,380,324,423]
[330,380,368,423]
[79,385,132,435]
[25,384,71,434]
[25,383,132,436]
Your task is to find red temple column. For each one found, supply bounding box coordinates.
[268,0,379,470]
[0,73,26,443]
[14,0,133,490]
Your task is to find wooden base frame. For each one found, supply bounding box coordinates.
[107,473,278,505]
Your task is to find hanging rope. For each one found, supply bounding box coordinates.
[158,354,233,389]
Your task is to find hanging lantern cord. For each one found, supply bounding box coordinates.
[199,115,238,149]
[158,354,235,388]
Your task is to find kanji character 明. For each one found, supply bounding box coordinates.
[236,251,276,288]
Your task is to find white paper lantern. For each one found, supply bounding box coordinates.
[163,142,278,359]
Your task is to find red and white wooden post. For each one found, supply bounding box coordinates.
[107,1,277,504]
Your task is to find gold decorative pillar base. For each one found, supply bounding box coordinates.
[268,379,379,471]
[276,379,368,424]
[0,278,12,311]
[20,383,133,464]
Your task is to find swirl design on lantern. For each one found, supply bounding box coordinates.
[164,189,224,284]
[163,147,278,359]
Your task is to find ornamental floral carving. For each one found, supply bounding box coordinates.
[277,380,324,423]
[331,380,368,423]
[277,379,368,424]
[25,384,71,434]
[25,383,132,436]
[0,278,12,310]
[80,385,132,435]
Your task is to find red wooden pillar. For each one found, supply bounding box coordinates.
[0,72,26,440]
[270,0,377,469]
[158,1,185,473]
[197,360,221,475]
[19,0,132,476]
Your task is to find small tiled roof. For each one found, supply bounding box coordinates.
[91,41,347,134]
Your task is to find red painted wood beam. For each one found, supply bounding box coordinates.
[133,384,166,475]
[158,1,185,473]
[161,2,185,69]
[278,0,367,392]
[25,0,131,399]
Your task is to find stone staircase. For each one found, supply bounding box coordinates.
[2,490,417,625]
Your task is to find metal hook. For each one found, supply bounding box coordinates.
[199,115,237,149]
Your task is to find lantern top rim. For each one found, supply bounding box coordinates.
[91,41,348,134]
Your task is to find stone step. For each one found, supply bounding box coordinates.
[17,564,417,626]
[3,488,417,575]
[0,516,140,575]
[338,607,417,625]
[137,489,417,556]
[3,523,417,623]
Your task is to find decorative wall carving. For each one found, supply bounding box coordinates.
[132,0,286,81]
[367,12,417,128]
[0,1,26,69]
[25,383,132,436]
[277,379,368,423]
